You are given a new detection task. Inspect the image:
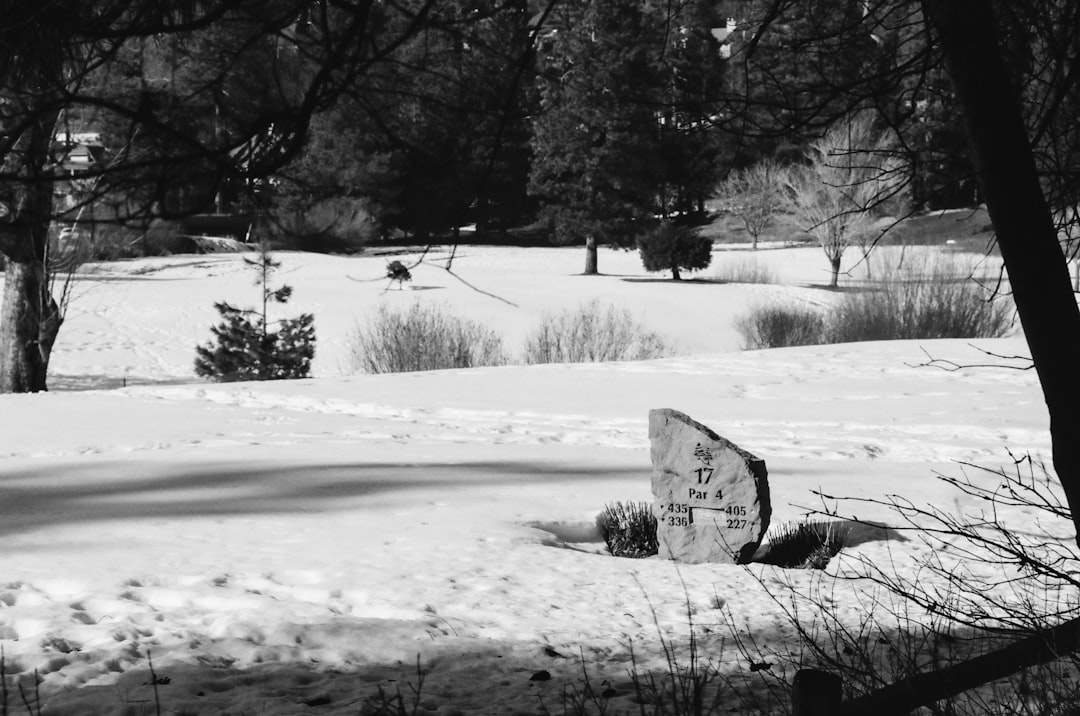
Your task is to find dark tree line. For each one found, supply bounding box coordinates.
[272,0,973,273]
[280,0,733,274]
[528,0,728,274]
[276,0,541,245]
[0,0,451,393]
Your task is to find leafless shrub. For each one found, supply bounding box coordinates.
[523,299,671,364]
[826,253,1014,342]
[735,304,826,350]
[712,256,777,285]
[347,303,508,374]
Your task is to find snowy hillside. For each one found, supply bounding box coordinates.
[0,241,1054,715]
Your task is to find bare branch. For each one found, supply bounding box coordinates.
[910,344,1035,372]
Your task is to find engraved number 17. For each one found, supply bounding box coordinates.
[694,467,714,484]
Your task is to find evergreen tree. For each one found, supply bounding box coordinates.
[900,67,974,209]
[280,0,537,242]
[719,0,897,158]
[270,102,396,250]
[195,243,315,381]
[530,0,731,273]
[636,220,713,280]
[651,0,731,217]
[529,0,660,275]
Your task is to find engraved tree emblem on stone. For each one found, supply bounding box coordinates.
[649,408,771,564]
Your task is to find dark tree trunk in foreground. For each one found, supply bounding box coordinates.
[0,250,60,393]
[0,106,60,393]
[927,0,1080,542]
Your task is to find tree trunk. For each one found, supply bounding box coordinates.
[0,101,60,393]
[0,241,61,393]
[828,254,841,288]
[584,234,598,275]
[671,264,681,281]
[927,0,1080,541]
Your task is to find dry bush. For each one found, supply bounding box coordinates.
[735,253,1012,349]
[826,253,1014,342]
[523,299,671,364]
[735,304,827,350]
[712,256,777,285]
[347,302,507,374]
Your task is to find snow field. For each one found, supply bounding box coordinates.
[0,241,1050,715]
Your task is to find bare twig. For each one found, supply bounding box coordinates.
[147,650,162,716]
[1,643,7,716]
[16,670,39,716]
[348,245,519,306]
[839,615,1080,716]
[773,450,1080,713]
[440,267,519,306]
[910,344,1034,372]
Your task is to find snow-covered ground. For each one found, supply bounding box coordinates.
[0,241,1055,715]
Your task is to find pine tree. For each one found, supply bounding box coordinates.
[528,0,660,275]
[194,242,315,381]
[529,0,730,273]
[636,220,713,280]
[282,0,537,243]
[650,0,731,217]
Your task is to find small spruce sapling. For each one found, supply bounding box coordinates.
[636,220,713,280]
[194,242,316,381]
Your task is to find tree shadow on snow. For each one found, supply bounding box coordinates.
[620,277,719,285]
[0,459,637,538]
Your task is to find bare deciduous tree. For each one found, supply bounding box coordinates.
[781,111,905,288]
[715,158,785,250]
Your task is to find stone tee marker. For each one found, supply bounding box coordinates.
[649,409,770,564]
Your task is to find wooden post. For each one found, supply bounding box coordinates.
[792,669,842,716]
